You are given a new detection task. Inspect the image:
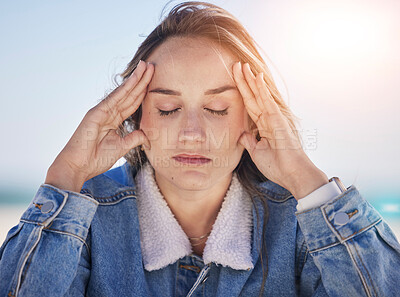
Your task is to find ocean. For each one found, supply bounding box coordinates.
[1,187,400,244]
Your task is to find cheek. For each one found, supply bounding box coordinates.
[241,104,251,131]
[230,109,248,139]
[210,122,244,152]
[139,106,161,143]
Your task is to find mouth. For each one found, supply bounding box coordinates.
[172,154,212,165]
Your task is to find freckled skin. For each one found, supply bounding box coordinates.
[140,36,250,197]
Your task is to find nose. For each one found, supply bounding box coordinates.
[178,112,206,143]
[178,128,206,143]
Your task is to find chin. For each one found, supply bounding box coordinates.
[170,167,211,183]
[173,180,211,191]
[158,165,215,188]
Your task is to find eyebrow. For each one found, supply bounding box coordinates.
[149,85,237,96]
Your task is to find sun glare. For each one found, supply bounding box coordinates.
[287,2,390,65]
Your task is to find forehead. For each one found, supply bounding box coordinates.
[146,37,237,85]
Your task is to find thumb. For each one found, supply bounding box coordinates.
[238,131,257,154]
[121,129,151,153]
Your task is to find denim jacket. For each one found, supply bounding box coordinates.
[1,161,400,296]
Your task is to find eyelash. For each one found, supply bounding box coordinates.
[158,108,228,117]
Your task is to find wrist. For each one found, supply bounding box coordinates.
[287,166,329,201]
[45,164,86,193]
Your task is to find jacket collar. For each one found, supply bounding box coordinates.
[135,163,254,272]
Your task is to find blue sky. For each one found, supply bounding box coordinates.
[0,0,399,206]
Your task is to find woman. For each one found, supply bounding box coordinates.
[1,2,399,296]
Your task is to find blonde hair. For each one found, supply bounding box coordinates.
[113,2,302,295]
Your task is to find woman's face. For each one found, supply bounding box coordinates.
[140,36,250,191]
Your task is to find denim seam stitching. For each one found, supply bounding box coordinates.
[187,264,210,296]
[350,238,378,297]
[19,246,35,288]
[42,228,87,244]
[300,245,308,273]
[296,239,307,276]
[83,240,91,261]
[79,189,93,197]
[15,226,44,297]
[41,185,98,204]
[20,190,69,227]
[309,241,341,253]
[263,192,294,202]
[41,229,91,272]
[53,191,99,204]
[304,249,308,266]
[337,219,383,242]
[41,185,67,195]
[43,190,69,227]
[309,218,383,253]
[255,186,290,202]
[317,197,382,244]
[326,210,382,243]
[10,226,35,296]
[20,219,50,226]
[342,239,373,297]
[309,236,374,296]
[296,186,356,214]
[83,190,136,202]
[97,195,137,205]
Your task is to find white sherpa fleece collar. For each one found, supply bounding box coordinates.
[135,163,254,272]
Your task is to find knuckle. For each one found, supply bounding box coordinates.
[85,106,98,118]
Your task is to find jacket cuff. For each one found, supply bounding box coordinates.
[20,184,99,241]
[296,180,343,212]
[295,185,382,252]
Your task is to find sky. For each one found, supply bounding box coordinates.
[0,0,399,206]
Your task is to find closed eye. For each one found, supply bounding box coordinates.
[158,108,180,116]
[205,108,228,116]
[158,108,228,117]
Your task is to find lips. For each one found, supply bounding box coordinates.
[172,154,211,165]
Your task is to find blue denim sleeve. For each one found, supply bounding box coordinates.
[294,185,400,297]
[0,184,98,297]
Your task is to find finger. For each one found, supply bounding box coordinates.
[105,60,147,106]
[120,89,146,121]
[119,63,155,119]
[242,63,266,113]
[255,73,282,116]
[232,62,261,122]
[238,131,258,154]
[101,63,154,128]
[93,60,147,123]
[120,129,151,155]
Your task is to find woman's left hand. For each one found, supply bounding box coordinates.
[232,62,329,200]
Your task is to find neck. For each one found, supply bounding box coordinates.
[154,170,233,239]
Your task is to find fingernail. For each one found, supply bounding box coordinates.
[238,61,242,69]
[137,60,143,67]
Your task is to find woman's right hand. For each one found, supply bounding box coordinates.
[45,60,154,193]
